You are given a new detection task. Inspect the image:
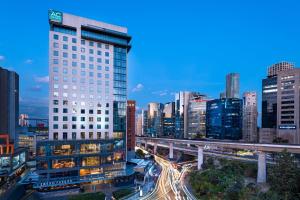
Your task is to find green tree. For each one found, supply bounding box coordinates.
[269,150,300,200]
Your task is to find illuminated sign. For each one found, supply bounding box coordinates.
[278,125,296,129]
[48,10,63,23]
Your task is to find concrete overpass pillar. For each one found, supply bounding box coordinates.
[257,151,266,183]
[169,142,174,159]
[197,146,204,170]
[154,142,157,154]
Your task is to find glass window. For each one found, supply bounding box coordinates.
[81,39,85,45]
[53,34,59,40]
[72,38,77,43]
[72,46,77,51]
[53,51,59,56]
[63,36,68,41]
[105,59,109,64]
[63,44,68,50]
[97,43,102,48]
[72,54,77,59]
[97,50,102,55]
[89,41,94,46]
[97,58,102,63]
[105,44,109,49]
[105,52,109,57]
[63,52,68,58]
[89,49,94,54]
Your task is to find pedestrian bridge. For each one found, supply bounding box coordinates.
[136,136,300,183]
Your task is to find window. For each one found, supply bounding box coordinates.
[72,54,77,59]
[105,110,109,115]
[105,59,109,64]
[53,124,58,129]
[105,74,109,78]
[53,42,59,48]
[97,73,102,78]
[53,100,59,105]
[72,69,77,75]
[63,44,68,50]
[106,103,109,107]
[81,55,86,60]
[53,116,58,121]
[81,132,85,139]
[97,117,101,122]
[53,34,59,40]
[105,52,109,57]
[63,132,68,140]
[89,57,94,62]
[63,52,68,58]
[97,43,102,48]
[105,124,109,129]
[97,110,101,114]
[72,38,77,43]
[97,58,102,63]
[105,66,109,71]
[89,49,94,54]
[89,41,94,46]
[72,116,77,121]
[54,132,58,140]
[97,66,102,70]
[105,117,109,122]
[53,108,59,113]
[53,51,59,56]
[97,132,101,139]
[97,124,101,129]
[81,63,85,68]
[81,117,85,121]
[89,109,93,114]
[63,36,68,41]
[72,124,77,129]
[97,50,102,55]
[63,60,68,66]
[72,62,77,67]
[63,108,68,113]
[72,46,77,51]
[72,132,76,139]
[89,64,94,69]
[53,59,59,64]
[81,39,85,45]
[105,44,109,49]
[63,116,68,121]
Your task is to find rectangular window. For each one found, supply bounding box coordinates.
[53,34,59,40]
[72,38,77,43]
[63,44,68,50]
[63,36,68,41]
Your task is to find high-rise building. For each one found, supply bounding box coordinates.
[242,92,258,142]
[267,61,294,77]
[226,73,240,98]
[262,62,294,129]
[206,98,243,140]
[162,102,175,137]
[19,114,29,127]
[276,68,300,144]
[142,110,148,136]
[186,94,208,139]
[35,10,132,188]
[175,91,203,139]
[126,100,135,159]
[136,113,143,136]
[0,67,19,143]
[147,103,163,137]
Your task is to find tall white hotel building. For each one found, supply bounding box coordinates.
[35,10,132,188]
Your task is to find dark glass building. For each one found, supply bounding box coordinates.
[206,98,243,140]
[261,76,277,128]
[0,67,19,143]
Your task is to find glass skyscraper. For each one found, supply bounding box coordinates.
[35,10,131,189]
[206,98,242,140]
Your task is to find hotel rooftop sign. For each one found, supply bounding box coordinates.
[48,10,63,23]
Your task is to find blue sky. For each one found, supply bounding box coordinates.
[0,0,300,119]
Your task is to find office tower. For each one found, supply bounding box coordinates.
[206,98,243,140]
[268,61,294,77]
[19,114,29,127]
[262,62,294,129]
[142,110,148,136]
[136,113,143,136]
[162,102,175,137]
[175,93,184,138]
[126,100,135,159]
[187,94,208,139]
[226,73,240,98]
[277,68,300,144]
[147,103,163,137]
[0,67,19,143]
[242,92,258,142]
[36,10,131,188]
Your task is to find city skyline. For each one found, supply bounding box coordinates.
[1,1,300,118]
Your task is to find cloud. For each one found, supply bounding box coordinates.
[25,59,33,64]
[132,83,144,92]
[34,75,49,83]
[0,55,5,61]
[152,90,169,96]
[30,85,42,91]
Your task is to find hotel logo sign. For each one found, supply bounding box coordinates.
[48,10,63,23]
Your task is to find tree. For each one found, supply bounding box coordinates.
[269,150,300,200]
